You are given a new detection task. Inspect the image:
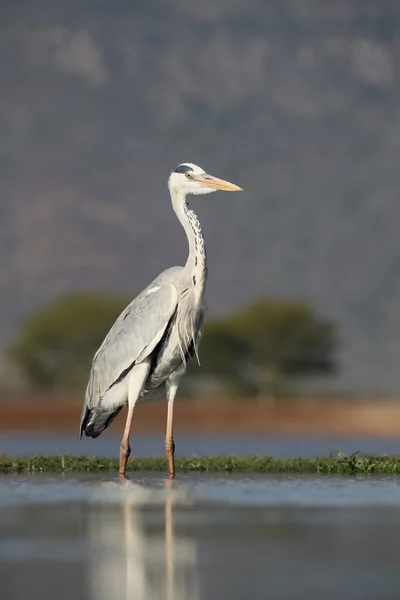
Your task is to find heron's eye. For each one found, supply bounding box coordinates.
[185,172,193,179]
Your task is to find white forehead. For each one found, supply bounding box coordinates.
[178,163,205,174]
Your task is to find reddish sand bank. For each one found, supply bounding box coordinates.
[0,399,400,437]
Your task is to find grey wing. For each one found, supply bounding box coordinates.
[84,282,179,411]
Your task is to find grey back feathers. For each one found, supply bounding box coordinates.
[86,276,178,404]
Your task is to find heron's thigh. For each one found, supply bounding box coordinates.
[127,361,151,405]
[100,377,129,411]
[166,363,186,397]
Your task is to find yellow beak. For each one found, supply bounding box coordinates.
[194,173,243,191]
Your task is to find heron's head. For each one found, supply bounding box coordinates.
[168,163,242,196]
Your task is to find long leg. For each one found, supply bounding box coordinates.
[165,366,185,478]
[120,361,150,477]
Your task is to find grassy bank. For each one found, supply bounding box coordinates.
[1,452,400,475]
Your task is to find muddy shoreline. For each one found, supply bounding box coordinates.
[1,398,400,437]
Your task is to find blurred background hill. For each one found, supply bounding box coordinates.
[2,0,400,396]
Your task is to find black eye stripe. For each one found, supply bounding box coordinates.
[174,164,194,174]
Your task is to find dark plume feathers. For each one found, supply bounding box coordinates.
[80,405,123,438]
[174,164,194,174]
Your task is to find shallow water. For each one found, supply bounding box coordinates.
[2,431,400,458]
[1,473,400,600]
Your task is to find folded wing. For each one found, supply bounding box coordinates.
[83,282,179,412]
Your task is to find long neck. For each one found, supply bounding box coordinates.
[170,187,207,302]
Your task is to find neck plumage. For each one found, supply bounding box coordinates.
[170,187,207,305]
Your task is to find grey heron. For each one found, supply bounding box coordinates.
[80,163,242,477]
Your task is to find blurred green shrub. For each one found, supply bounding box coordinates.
[7,293,131,393]
[189,299,337,397]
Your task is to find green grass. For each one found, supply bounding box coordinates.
[1,451,400,475]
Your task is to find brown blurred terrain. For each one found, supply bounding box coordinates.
[1,399,400,437]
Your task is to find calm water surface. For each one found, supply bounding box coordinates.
[0,472,399,600]
[1,432,400,458]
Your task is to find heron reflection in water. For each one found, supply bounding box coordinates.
[80,163,242,477]
[85,480,199,600]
